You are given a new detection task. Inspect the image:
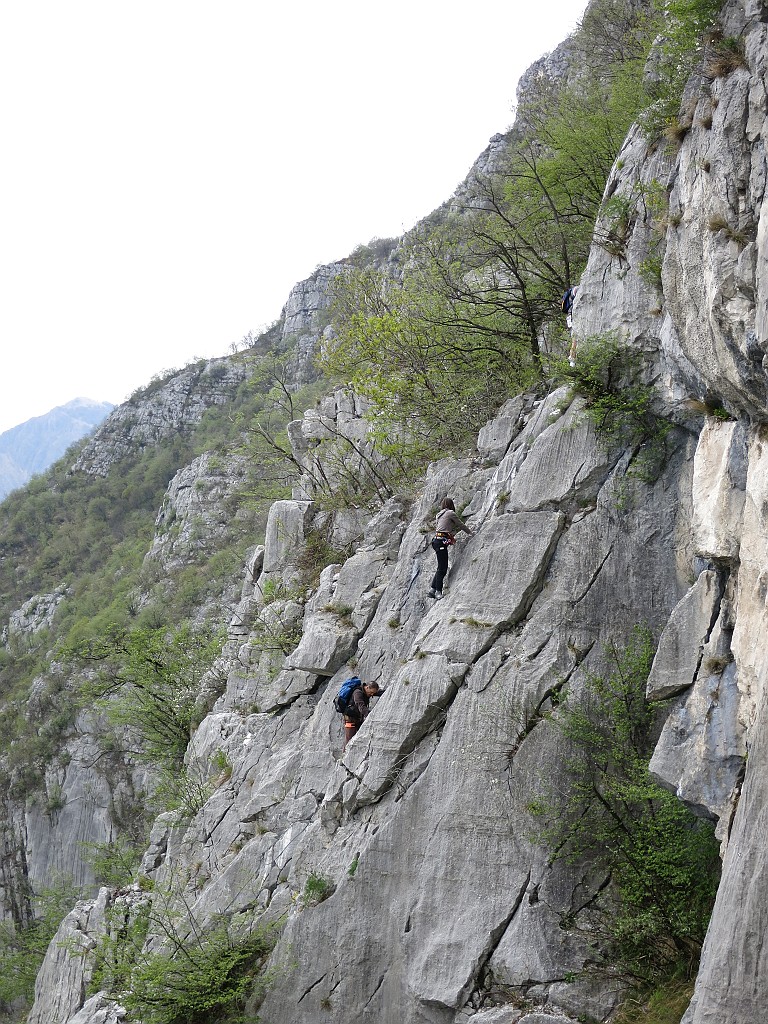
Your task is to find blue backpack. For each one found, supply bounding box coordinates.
[333,676,362,714]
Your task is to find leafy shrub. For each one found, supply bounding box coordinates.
[87,882,282,1024]
[71,623,224,769]
[529,627,721,986]
[211,748,233,782]
[261,578,287,605]
[600,193,637,258]
[301,873,334,908]
[0,879,81,1013]
[81,836,146,887]
[119,918,278,1024]
[558,333,672,480]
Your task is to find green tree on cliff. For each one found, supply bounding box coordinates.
[322,0,661,467]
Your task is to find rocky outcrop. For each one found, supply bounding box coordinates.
[2,586,68,648]
[281,263,344,340]
[579,2,768,1019]
[71,357,250,477]
[145,450,253,576]
[28,370,693,1023]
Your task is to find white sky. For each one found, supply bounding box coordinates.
[0,0,587,434]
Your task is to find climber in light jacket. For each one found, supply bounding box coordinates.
[428,497,473,600]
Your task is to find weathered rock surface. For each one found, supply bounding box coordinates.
[71,357,250,477]
[146,451,252,574]
[2,585,68,647]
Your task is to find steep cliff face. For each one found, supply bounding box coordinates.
[71,357,250,477]
[32,381,690,1024]
[650,4,768,1021]
[16,1,768,1023]
[571,2,768,1019]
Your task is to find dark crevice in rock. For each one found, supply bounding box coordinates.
[201,804,233,844]
[724,757,747,845]
[690,566,728,687]
[398,558,424,612]
[573,546,614,606]
[351,685,459,810]
[452,514,568,675]
[458,870,533,1011]
[505,642,595,768]
[517,630,548,663]
[272,673,331,715]
[566,867,612,920]
[365,971,387,1005]
[297,972,329,1004]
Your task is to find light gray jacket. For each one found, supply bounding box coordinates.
[435,508,471,538]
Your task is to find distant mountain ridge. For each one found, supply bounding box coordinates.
[0,398,114,500]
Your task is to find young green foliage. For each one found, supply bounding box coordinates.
[642,0,725,137]
[93,906,278,1024]
[123,925,273,1024]
[557,333,672,480]
[71,623,224,768]
[530,626,721,985]
[321,0,668,480]
[323,260,540,471]
[0,879,82,1013]
[81,836,146,887]
[300,873,334,908]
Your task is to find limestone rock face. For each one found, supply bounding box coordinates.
[572,3,768,1019]
[146,450,252,574]
[279,261,346,386]
[281,263,344,340]
[2,585,68,646]
[690,418,747,560]
[28,363,694,1024]
[71,357,250,477]
[659,10,768,418]
[646,569,723,701]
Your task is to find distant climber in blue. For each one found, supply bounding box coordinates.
[428,497,473,600]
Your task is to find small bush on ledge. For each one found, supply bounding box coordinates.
[528,626,721,989]
[555,333,672,481]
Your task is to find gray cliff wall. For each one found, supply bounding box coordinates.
[71,356,250,477]
[29,384,694,1024]
[578,1,768,1019]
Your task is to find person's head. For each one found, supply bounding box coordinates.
[363,682,380,696]
[441,497,456,511]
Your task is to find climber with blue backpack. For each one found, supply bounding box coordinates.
[334,676,385,750]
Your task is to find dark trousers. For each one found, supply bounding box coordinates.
[430,537,450,593]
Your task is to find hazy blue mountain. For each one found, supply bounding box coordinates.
[0,398,114,500]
